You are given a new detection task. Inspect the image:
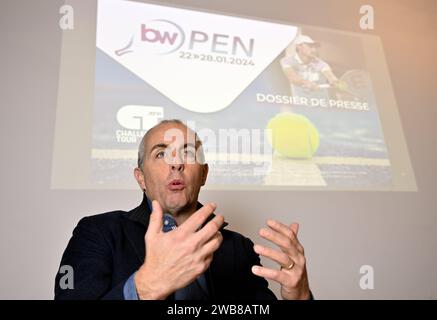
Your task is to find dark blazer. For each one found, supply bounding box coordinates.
[54,195,277,300]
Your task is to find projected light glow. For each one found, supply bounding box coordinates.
[52,0,417,191]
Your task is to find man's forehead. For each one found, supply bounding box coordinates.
[145,123,197,149]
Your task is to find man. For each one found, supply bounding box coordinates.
[55,120,311,300]
[281,34,341,93]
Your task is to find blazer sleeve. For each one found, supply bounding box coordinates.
[54,216,128,300]
[239,236,278,300]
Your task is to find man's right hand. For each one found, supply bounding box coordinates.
[134,200,224,300]
[301,80,319,91]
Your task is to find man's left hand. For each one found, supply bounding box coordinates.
[251,220,311,300]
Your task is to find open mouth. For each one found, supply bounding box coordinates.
[167,179,185,191]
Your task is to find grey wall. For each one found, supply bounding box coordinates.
[0,0,436,299]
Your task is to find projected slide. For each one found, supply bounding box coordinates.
[52,0,417,191]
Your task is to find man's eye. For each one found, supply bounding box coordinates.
[184,149,195,156]
[156,151,165,159]
[184,149,196,159]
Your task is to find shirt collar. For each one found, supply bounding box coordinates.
[143,194,228,231]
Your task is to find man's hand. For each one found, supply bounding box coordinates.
[134,200,224,300]
[301,80,319,91]
[251,220,311,300]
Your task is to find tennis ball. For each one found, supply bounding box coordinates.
[335,80,348,91]
[267,113,320,159]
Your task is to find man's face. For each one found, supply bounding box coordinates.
[135,123,208,214]
[297,43,319,60]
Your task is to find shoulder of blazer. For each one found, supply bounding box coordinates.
[75,194,151,231]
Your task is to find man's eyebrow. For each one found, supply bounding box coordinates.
[149,143,168,154]
[149,142,200,155]
[184,142,198,149]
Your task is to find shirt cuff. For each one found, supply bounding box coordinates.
[123,272,139,300]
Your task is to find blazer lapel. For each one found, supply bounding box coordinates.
[123,194,151,263]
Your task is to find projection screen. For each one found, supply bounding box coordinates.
[52,0,416,191]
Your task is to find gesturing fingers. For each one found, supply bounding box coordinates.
[259,227,301,259]
[266,220,304,255]
[253,244,291,269]
[200,231,223,257]
[251,265,297,285]
[179,203,217,234]
[253,220,310,300]
[194,214,224,245]
[266,219,294,239]
[290,223,299,236]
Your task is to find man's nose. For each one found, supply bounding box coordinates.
[170,162,184,172]
[168,150,184,172]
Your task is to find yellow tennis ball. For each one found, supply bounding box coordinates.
[267,113,320,158]
[335,80,348,91]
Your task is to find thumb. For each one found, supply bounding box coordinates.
[148,200,163,234]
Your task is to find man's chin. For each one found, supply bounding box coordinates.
[164,194,189,213]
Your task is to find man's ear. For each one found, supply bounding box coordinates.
[201,163,209,186]
[134,167,146,191]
